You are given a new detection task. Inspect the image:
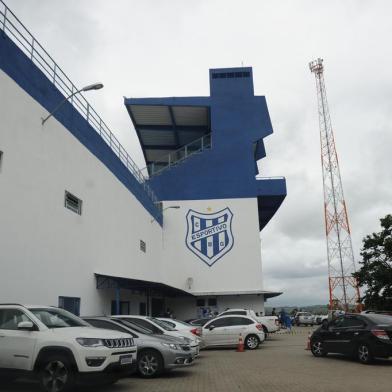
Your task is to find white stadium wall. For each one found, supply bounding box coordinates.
[0,69,163,315]
[161,199,264,295]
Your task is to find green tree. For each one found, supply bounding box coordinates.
[354,214,392,310]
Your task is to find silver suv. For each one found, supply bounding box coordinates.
[0,304,137,391]
[294,312,315,326]
[84,317,194,377]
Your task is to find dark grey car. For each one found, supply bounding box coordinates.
[83,317,194,377]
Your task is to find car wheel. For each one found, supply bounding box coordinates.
[137,349,164,378]
[357,343,374,364]
[38,354,75,392]
[311,340,327,357]
[245,334,260,350]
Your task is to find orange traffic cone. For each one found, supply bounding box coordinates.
[305,331,311,351]
[237,333,245,352]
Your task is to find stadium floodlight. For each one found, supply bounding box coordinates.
[41,82,104,125]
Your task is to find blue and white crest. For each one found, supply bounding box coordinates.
[185,208,234,267]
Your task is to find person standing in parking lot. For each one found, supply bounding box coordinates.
[280,309,287,328]
[285,313,292,332]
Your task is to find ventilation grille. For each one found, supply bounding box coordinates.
[64,191,82,215]
[104,338,134,348]
[140,240,146,253]
[212,71,250,79]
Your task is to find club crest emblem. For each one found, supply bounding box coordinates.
[185,208,234,266]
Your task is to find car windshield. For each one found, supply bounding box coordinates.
[116,319,154,335]
[30,308,88,328]
[149,317,177,331]
[366,314,392,325]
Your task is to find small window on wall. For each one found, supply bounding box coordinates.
[0,151,3,171]
[64,191,82,215]
[140,240,146,253]
[58,296,80,316]
[208,298,217,307]
[196,298,205,307]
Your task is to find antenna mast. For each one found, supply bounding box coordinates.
[309,58,361,311]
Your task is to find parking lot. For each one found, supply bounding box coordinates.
[2,327,391,392]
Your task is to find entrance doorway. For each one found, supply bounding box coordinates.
[111,301,130,315]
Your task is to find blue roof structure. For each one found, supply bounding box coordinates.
[125,67,286,231]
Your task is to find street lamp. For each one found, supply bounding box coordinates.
[41,82,104,125]
[151,205,180,223]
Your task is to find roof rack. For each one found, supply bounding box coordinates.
[0,303,25,307]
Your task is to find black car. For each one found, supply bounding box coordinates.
[310,313,392,364]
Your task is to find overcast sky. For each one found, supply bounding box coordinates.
[8,0,392,306]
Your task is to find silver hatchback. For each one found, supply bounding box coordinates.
[84,317,194,377]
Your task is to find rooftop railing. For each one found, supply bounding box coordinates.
[255,176,286,181]
[0,0,158,206]
[143,133,212,177]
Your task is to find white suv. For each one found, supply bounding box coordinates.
[202,315,265,349]
[0,304,137,391]
[294,312,315,326]
[218,309,280,337]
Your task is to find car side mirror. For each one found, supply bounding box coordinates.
[208,325,215,330]
[17,321,35,331]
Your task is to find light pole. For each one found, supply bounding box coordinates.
[151,205,180,224]
[41,82,104,125]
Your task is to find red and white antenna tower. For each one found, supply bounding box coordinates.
[309,58,361,311]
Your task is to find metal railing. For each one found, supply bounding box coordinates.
[255,176,286,181]
[143,133,212,177]
[0,1,158,205]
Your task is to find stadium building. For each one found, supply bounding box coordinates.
[0,2,286,319]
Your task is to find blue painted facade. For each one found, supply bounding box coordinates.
[0,28,161,223]
[125,67,287,230]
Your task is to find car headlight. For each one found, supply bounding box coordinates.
[162,342,179,350]
[76,338,104,347]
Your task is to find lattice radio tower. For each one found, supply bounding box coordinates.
[309,58,361,311]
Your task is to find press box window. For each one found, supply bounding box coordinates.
[64,191,82,215]
[140,240,146,253]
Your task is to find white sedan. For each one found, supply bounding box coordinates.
[157,318,202,337]
[202,315,265,349]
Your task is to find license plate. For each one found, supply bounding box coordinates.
[120,355,133,365]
